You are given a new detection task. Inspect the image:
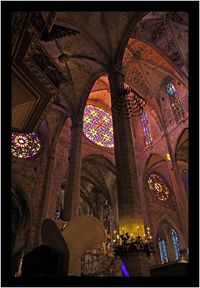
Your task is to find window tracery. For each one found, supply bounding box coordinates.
[83,105,114,148]
[140,109,152,148]
[11,132,41,159]
[147,173,170,201]
[158,236,168,263]
[166,82,184,124]
[171,229,181,260]
[182,168,188,192]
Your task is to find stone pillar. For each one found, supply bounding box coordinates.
[63,120,83,221]
[158,101,188,246]
[166,233,175,262]
[167,160,188,245]
[122,252,150,276]
[42,153,56,218]
[108,69,144,237]
[35,152,55,244]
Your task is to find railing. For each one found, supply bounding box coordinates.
[81,252,121,276]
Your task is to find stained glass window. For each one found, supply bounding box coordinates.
[158,237,168,263]
[140,109,152,148]
[182,169,189,192]
[171,229,181,260]
[166,82,184,124]
[12,132,41,159]
[83,105,114,148]
[147,173,170,201]
[103,200,111,234]
[166,82,177,97]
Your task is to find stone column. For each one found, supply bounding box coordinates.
[108,69,144,237]
[167,158,188,245]
[158,101,188,246]
[122,252,150,276]
[63,120,83,221]
[166,233,175,262]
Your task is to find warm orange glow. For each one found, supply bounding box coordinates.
[166,153,171,160]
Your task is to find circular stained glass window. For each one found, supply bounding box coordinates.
[83,105,114,148]
[12,132,41,159]
[147,173,170,201]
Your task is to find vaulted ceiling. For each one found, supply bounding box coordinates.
[11,11,188,132]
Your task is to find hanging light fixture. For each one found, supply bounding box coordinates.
[111,86,146,118]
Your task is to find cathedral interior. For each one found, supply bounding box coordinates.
[10,10,190,281]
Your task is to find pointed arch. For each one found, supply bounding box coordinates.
[155,216,185,249]
[11,178,33,276]
[175,128,188,163]
[144,153,165,174]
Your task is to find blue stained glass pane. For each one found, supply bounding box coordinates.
[141,109,152,147]
[182,169,189,192]
[166,82,176,97]
[166,82,184,124]
[158,238,168,262]
[161,240,168,259]
[171,229,180,260]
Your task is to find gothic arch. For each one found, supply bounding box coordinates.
[155,216,185,249]
[144,153,166,175]
[80,154,118,231]
[11,178,33,223]
[175,128,188,163]
[81,154,115,173]
[78,70,107,120]
[11,179,32,276]
[136,36,187,85]
[116,12,148,68]
[81,154,116,203]
[132,11,188,84]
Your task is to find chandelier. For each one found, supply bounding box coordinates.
[111,87,146,118]
[113,231,155,258]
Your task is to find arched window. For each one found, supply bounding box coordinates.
[166,82,184,124]
[103,200,111,234]
[158,236,168,263]
[182,168,189,192]
[12,132,41,158]
[171,229,181,260]
[140,109,152,148]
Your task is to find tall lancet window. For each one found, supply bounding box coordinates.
[182,168,189,192]
[166,82,184,124]
[171,229,181,260]
[158,236,168,263]
[140,109,152,148]
[103,200,111,234]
